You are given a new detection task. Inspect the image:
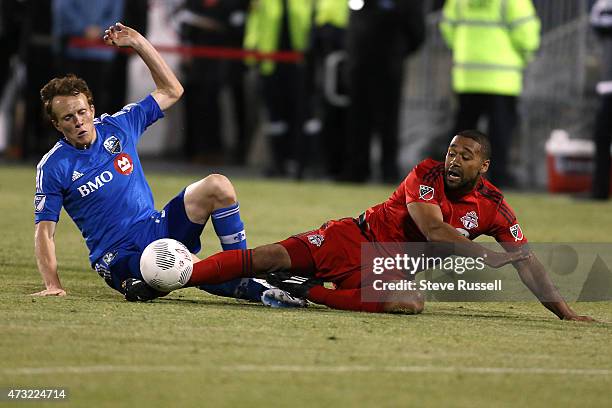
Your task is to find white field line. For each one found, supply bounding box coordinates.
[2,365,611,376]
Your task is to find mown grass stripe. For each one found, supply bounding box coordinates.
[4,364,611,376]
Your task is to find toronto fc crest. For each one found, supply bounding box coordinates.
[460,211,479,230]
[307,234,324,247]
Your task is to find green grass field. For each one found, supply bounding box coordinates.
[1,164,611,408]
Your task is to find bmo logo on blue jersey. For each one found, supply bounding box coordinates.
[77,171,114,197]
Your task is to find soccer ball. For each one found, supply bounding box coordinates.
[140,238,193,291]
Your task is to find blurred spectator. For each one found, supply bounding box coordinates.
[19,0,58,159]
[0,0,24,158]
[590,0,612,200]
[224,1,251,165]
[176,0,249,164]
[341,0,425,183]
[440,0,540,188]
[52,0,124,116]
[0,3,5,92]
[110,0,149,112]
[0,0,24,95]
[244,0,313,177]
[310,0,349,178]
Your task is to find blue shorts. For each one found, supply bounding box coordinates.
[93,189,205,292]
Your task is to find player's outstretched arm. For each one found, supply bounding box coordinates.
[509,251,595,322]
[103,22,184,111]
[407,202,529,267]
[32,221,66,297]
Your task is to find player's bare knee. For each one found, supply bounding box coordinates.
[252,244,291,276]
[184,174,237,223]
[203,174,236,209]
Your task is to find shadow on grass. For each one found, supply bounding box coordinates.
[34,291,609,326]
[425,306,611,326]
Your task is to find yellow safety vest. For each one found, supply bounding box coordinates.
[244,0,314,75]
[440,0,541,95]
[315,0,348,29]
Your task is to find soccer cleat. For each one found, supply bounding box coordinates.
[261,288,308,308]
[122,278,169,302]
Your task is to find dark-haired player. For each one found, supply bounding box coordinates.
[176,130,594,320]
[32,23,300,306]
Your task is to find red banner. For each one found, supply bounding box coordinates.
[68,37,303,63]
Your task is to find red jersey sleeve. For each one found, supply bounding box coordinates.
[488,199,529,249]
[404,159,445,206]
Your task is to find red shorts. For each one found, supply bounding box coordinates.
[277,218,369,289]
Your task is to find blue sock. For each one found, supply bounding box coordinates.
[199,278,270,302]
[211,202,247,250]
[198,203,268,302]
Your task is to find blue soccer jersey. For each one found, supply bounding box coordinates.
[34,95,164,264]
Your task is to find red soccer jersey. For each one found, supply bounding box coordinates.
[364,158,528,245]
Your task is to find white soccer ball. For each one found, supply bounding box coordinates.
[140,238,193,291]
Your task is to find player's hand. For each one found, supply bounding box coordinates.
[485,250,531,268]
[266,271,322,299]
[103,22,137,48]
[30,288,66,297]
[563,314,597,322]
